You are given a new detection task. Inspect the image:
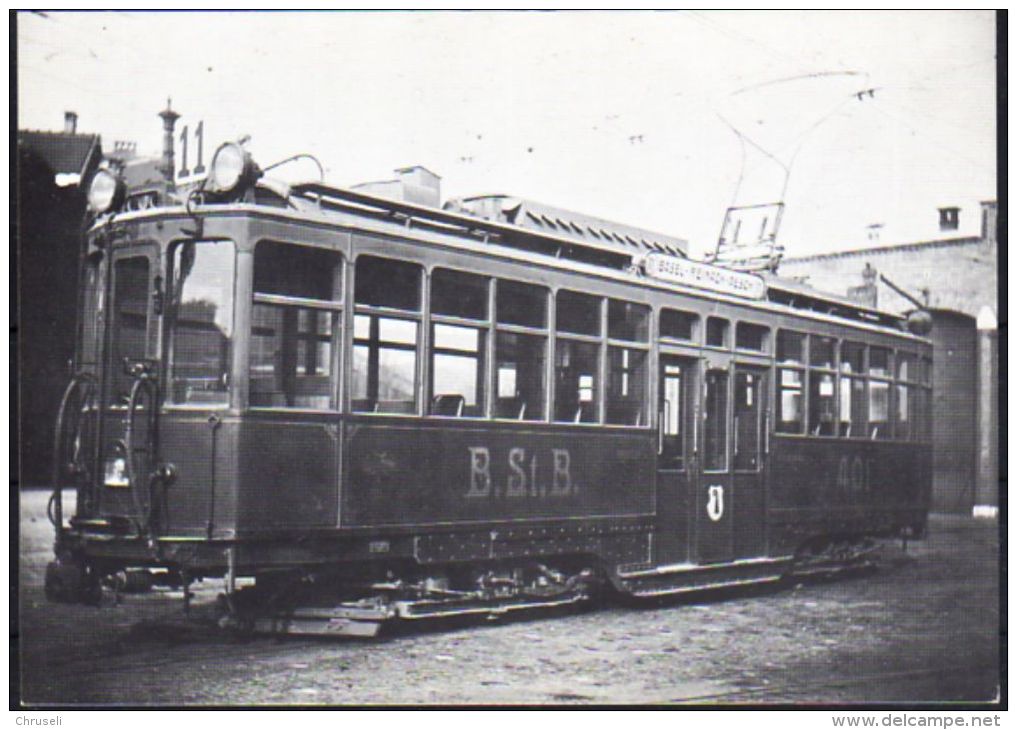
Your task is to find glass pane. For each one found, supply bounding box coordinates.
[431,324,484,417]
[111,256,150,404]
[608,299,649,342]
[254,241,341,300]
[169,242,234,405]
[249,304,337,409]
[734,370,762,470]
[897,383,912,439]
[663,366,682,437]
[496,280,547,328]
[432,268,488,320]
[735,323,768,351]
[869,347,890,377]
[706,317,728,347]
[703,370,728,471]
[841,341,865,374]
[897,353,916,381]
[808,372,837,436]
[377,349,416,411]
[352,315,419,414]
[355,255,421,310]
[776,368,803,433]
[660,309,697,341]
[607,347,648,425]
[839,376,867,437]
[777,331,805,364]
[557,290,602,336]
[554,339,600,423]
[80,253,106,367]
[869,380,890,439]
[378,317,417,344]
[495,332,546,421]
[810,336,836,368]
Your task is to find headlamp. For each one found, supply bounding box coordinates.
[87,169,125,214]
[207,142,258,195]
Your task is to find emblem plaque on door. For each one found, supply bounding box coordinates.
[706,485,725,522]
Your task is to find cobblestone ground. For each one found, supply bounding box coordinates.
[16,489,1000,706]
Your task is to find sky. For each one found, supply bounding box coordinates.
[17,10,997,258]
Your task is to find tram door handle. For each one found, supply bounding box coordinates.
[763,410,771,455]
[657,407,665,455]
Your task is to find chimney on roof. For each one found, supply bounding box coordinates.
[158,98,180,185]
[63,111,78,135]
[938,206,960,232]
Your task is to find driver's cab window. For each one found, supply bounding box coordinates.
[249,241,343,410]
[167,240,236,406]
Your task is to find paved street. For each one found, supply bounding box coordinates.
[16,489,1000,705]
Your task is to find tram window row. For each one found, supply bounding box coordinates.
[166,242,931,441]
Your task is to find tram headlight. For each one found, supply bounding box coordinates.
[87,169,125,214]
[207,142,259,195]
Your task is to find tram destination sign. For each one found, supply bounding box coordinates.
[641,253,767,300]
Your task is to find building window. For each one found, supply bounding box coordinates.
[706,317,729,348]
[250,242,342,410]
[167,241,235,406]
[352,256,422,414]
[659,308,698,341]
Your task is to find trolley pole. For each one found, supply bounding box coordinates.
[973,306,998,518]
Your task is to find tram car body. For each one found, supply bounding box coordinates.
[45,141,932,626]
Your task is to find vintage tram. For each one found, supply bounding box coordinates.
[44,137,933,635]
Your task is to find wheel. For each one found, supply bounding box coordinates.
[44,560,83,603]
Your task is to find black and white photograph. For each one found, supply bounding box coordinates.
[13,9,1002,711]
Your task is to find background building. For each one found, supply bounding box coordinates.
[17,113,103,487]
[781,202,999,515]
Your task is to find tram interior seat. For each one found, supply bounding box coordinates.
[432,394,466,417]
[495,398,528,420]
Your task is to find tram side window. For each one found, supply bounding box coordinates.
[896,354,916,440]
[111,256,150,405]
[250,242,342,409]
[735,323,769,352]
[776,331,805,433]
[555,339,600,423]
[495,281,548,421]
[659,308,698,342]
[706,317,729,348]
[808,335,837,436]
[608,299,649,342]
[557,290,601,336]
[839,341,867,437]
[607,347,648,425]
[495,332,546,420]
[429,270,489,417]
[703,369,728,471]
[168,241,235,406]
[868,347,891,439]
[352,256,422,414]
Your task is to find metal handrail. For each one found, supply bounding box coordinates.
[49,372,98,531]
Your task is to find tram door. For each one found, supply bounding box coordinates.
[695,365,734,563]
[732,366,768,559]
[655,355,697,565]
